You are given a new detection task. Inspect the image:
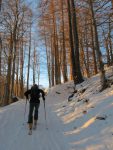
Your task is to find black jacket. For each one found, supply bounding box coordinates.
[24,88,45,103]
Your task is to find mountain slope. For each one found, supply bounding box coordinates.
[0,99,70,150]
[0,68,113,150]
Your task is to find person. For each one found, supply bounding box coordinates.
[24,84,45,134]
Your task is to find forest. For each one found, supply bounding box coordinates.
[0,0,113,105]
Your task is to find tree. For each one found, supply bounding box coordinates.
[111,0,113,8]
[0,0,2,11]
[67,0,84,84]
[60,0,68,82]
[27,21,32,90]
[89,0,108,90]
[67,0,77,85]
[1,0,33,105]
[38,0,112,90]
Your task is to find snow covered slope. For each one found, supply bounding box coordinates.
[0,68,113,150]
[0,99,70,150]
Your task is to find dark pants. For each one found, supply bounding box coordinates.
[28,102,40,123]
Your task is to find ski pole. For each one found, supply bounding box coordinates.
[43,100,48,129]
[44,100,46,120]
[23,98,27,125]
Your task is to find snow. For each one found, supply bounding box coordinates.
[0,68,113,150]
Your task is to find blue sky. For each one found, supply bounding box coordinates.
[24,44,49,88]
[24,0,49,88]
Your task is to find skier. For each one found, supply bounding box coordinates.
[24,84,45,135]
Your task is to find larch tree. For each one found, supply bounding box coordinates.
[1,0,32,105]
[88,0,108,91]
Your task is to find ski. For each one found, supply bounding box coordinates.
[33,121,37,130]
[28,124,37,135]
[28,129,32,135]
[33,124,37,130]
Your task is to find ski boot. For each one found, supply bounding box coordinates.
[28,123,32,135]
[33,120,37,130]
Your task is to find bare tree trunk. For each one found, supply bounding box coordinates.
[0,0,2,11]
[54,28,60,84]
[89,0,107,91]
[11,34,17,100]
[67,0,77,85]
[84,23,90,77]
[33,60,35,85]
[61,0,68,82]
[108,16,113,65]
[0,37,1,77]
[43,16,51,87]
[69,47,73,80]
[10,0,19,101]
[111,0,113,8]
[90,21,97,74]
[16,50,19,97]
[4,35,13,105]
[46,40,51,87]
[27,23,31,90]
[70,0,84,83]
[105,39,110,67]
[0,37,2,101]
[20,40,24,98]
[52,1,61,85]
[101,26,110,67]
[45,36,51,87]
[45,37,51,87]
[36,50,40,86]
[56,27,61,84]
[51,35,55,86]
[33,42,36,85]
[80,38,89,77]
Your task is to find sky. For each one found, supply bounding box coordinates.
[24,0,49,88]
[23,42,49,88]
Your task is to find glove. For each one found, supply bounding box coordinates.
[25,96,28,99]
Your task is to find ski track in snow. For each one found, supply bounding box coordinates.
[0,98,70,150]
[1,72,113,150]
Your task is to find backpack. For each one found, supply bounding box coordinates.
[30,85,40,99]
